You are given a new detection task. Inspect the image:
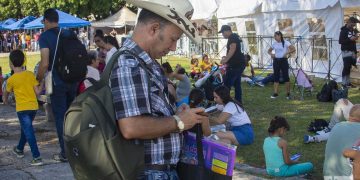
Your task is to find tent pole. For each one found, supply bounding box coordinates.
[311,38,314,73]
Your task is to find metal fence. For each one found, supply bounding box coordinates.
[200,36,344,79]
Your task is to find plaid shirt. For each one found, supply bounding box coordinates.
[110,38,182,165]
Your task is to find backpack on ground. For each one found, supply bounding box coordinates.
[56,29,88,83]
[316,80,338,102]
[63,50,145,180]
[332,87,348,103]
[307,119,329,133]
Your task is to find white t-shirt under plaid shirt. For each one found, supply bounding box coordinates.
[110,38,182,165]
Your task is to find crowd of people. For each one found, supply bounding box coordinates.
[0,0,360,179]
[0,31,41,52]
[0,28,89,53]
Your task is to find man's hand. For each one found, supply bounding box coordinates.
[177,107,209,130]
[351,36,358,41]
[343,99,349,106]
[271,54,275,59]
[343,148,360,180]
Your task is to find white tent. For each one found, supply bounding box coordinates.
[92,7,137,28]
[215,0,360,78]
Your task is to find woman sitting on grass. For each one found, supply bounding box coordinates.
[263,116,313,177]
[212,85,254,145]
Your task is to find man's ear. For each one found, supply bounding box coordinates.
[148,21,161,37]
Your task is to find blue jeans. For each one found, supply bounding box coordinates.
[260,74,285,85]
[137,169,179,180]
[17,110,40,158]
[50,82,77,157]
[224,66,245,103]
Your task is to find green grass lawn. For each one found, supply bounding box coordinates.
[0,53,41,74]
[163,55,360,179]
[2,54,359,179]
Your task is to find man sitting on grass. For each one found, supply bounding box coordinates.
[323,104,360,179]
[304,99,353,143]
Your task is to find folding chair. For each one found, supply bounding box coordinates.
[294,69,313,100]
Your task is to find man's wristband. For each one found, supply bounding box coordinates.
[173,115,184,132]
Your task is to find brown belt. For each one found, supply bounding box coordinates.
[145,164,177,171]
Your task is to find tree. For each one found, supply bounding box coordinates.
[0,0,134,21]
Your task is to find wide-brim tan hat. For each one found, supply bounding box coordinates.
[126,0,201,44]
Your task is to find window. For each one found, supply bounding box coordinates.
[307,18,327,60]
[277,19,294,38]
[245,21,258,54]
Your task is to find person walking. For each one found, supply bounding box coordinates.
[36,8,78,162]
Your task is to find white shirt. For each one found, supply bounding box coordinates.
[105,47,118,65]
[271,40,291,58]
[223,102,251,127]
[84,66,100,88]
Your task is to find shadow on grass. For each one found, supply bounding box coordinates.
[237,77,360,179]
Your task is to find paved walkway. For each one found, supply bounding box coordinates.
[0,103,305,180]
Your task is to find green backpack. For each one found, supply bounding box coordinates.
[64,50,145,180]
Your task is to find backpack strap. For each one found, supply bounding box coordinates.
[100,49,153,112]
[50,28,62,72]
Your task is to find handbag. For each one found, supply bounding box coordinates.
[45,72,53,95]
[45,29,62,95]
[177,124,232,180]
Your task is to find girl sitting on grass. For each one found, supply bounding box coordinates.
[263,116,313,177]
[212,85,254,145]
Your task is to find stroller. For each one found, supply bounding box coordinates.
[194,64,224,106]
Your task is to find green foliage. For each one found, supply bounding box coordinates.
[0,0,134,21]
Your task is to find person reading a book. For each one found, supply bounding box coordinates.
[212,85,254,145]
[263,116,313,177]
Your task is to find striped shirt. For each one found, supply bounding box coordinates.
[110,38,182,165]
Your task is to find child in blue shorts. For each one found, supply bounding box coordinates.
[212,85,254,145]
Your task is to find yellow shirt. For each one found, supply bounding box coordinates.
[191,64,201,73]
[6,71,39,112]
[199,61,212,72]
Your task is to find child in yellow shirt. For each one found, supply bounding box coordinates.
[200,54,213,72]
[3,50,43,166]
[190,58,201,79]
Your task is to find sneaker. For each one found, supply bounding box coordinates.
[303,135,315,144]
[12,146,24,158]
[255,82,264,87]
[270,93,278,99]
[30,157,43,166]
[53,153,68,162]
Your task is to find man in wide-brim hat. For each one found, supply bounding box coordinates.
[110,0,209,179]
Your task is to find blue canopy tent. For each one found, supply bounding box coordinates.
[0,18,17,30]
[24,10,90,29]
[3,16,36,30]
